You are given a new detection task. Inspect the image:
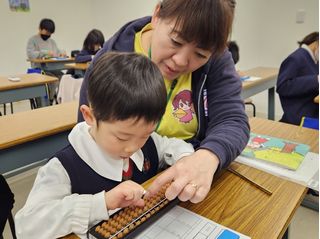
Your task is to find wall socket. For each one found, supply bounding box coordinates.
[296,9,306,24]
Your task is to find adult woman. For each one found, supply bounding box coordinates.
[277,32,319,125]
[78,0,249,203]
[75,29,105,63]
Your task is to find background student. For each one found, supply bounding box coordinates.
[78,0,249,203]
[26,18,67,105]
[75,29,105,63]
[276,31,319,125]
[15,52,194,238]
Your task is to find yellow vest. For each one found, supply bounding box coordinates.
[134,24,197,140]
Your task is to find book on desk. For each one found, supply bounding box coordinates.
[241,133,310,171]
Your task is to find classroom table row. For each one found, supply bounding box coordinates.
[0,66,278,119]
[0,101,317,238]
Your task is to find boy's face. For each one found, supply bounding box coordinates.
[81,105,156,160]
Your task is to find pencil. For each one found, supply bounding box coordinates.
[227,167,273,196]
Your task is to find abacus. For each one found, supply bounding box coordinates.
[88,184,179,239]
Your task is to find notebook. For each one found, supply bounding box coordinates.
[241,133,310,171]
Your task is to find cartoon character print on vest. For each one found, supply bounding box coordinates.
[172,89,195,123]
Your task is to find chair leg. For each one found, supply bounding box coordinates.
[245,102,256,117]
[3,104,6,115]
[10,103,13,114]
[8,212,17,239]
[29,99,37,110]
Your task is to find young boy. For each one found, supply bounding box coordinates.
[15,52,194,239]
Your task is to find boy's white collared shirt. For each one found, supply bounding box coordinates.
[15,121,194,239]
[69,122,145,182]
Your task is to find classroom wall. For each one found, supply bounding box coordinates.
[232,0,319,119]
[0,0,94,75]
[1,0,318,119]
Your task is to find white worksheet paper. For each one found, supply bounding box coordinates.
[135,206,250,239]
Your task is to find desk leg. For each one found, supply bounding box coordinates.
[268,87,275,120]
[39,84,49,107]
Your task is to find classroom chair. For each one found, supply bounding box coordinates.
[2,103,14,115]
[57,74,83,103]
[71,50,80,58]
[300,117,319,130]
[0,175,16,239]
[244,98,256,117]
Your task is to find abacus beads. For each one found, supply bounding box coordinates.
[93,183,170,239]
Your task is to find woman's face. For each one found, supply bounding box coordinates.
[150,16,212,80]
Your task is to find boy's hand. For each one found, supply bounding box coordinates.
[105,180,145,210]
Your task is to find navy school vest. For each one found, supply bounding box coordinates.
[53,137,159,194]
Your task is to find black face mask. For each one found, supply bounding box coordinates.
[40,34,51,41]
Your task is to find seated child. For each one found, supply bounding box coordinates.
[15,52,194,238]
[75,29,105,63]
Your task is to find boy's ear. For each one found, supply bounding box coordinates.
[80,105,96,126]
[151,3,161,27]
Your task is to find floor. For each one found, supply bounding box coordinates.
[1,101,319,239]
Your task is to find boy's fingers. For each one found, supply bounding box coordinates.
[146,168,175,197]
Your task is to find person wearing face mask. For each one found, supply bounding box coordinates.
[277,31,319,126]
[26,18,66,105]
[27,18,66,61]
[78,0,250,204]
[75,29,105,63]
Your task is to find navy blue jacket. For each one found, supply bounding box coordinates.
[54,137,159,194]
[78,17,250,170]
[75,49,93,63]
[276,47,319,125]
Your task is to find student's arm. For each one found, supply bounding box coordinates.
[26,37,42,59]
[15,158,108,238]
[75,49,93,63]
[276,56,318,97]
[150,132,194,166]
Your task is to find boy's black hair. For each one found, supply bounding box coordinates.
[87,52,167,124]
[39,18,55,34]
[83,29,105,54]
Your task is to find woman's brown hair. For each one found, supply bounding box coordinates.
[157,0,236,57]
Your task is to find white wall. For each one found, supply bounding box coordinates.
[232,0,319,119]
[0,0,94,75]
[0,0,318,119]
[92,0,158,39]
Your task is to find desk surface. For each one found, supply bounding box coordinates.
[28,57,75,63]
[65,62,90,70]
[242,67,279,90]
[0,74,57,91]
[0,101,78,150]
[62,117,318,239]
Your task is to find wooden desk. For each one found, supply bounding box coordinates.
[65,62,90,76]
[65,63,89,71]
[241,67,279,120]
[63,117,318,239]
[0,73,57,107]
[28,57,75,71]
[314,95,319,104]
[0,101,78,176]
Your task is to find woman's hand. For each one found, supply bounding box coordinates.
[147,149,219,203]
[105,180,145,210]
